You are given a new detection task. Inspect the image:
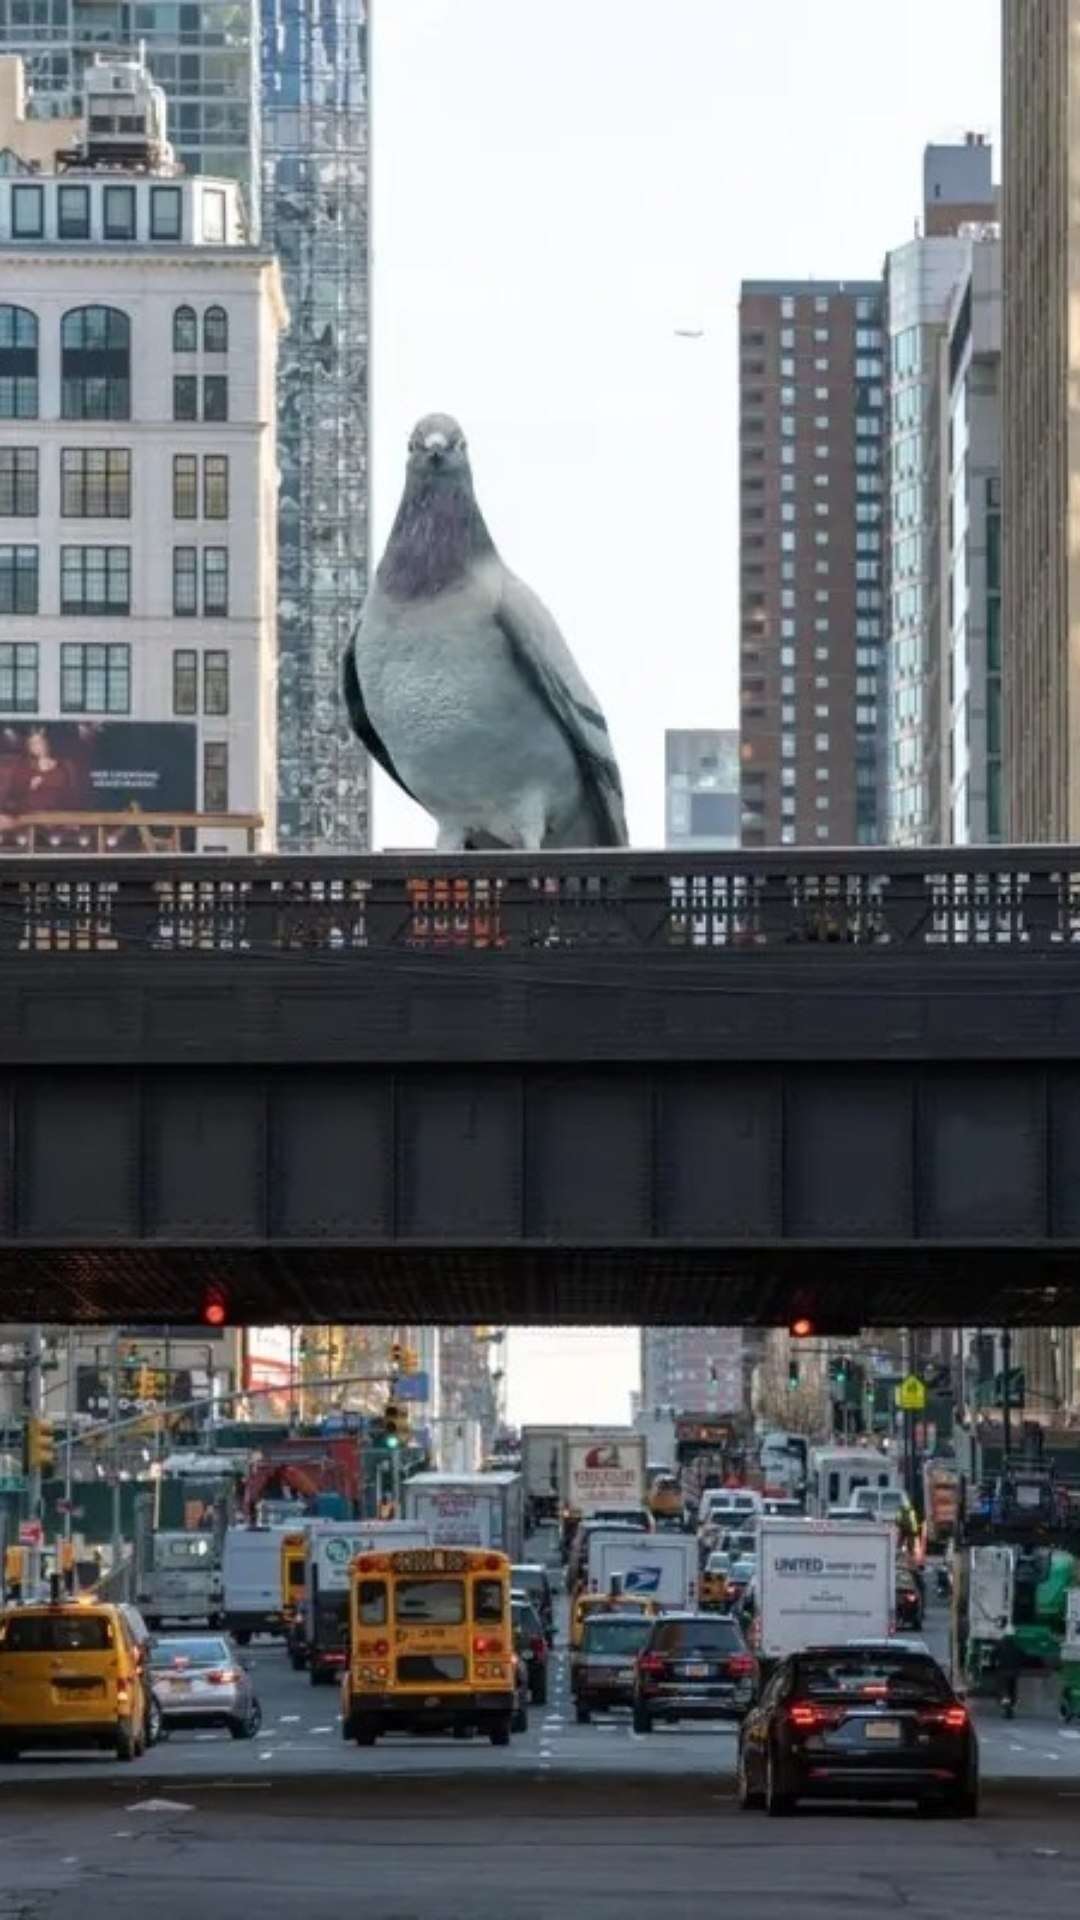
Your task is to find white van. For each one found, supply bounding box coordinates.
[698,1488,763,1531]
[808,1446,900,1518]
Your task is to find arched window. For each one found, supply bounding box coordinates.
[61,306,130,421]
[0,305,38,419]
[173,304,197,353]
[203,305,228,353]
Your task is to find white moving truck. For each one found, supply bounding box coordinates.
[753,1517,895,1666]
[589,1530,698,1610]
[566,1433,647,1520]
[402,1472,524,1562]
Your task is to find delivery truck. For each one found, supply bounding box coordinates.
[589,1529,698,1610]
[292,1519,430,1682]
[751,1517,895,1667]
[402,1471,524,1562]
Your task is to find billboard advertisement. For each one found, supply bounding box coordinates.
[0,722,197,822]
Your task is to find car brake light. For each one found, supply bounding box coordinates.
[788,1702,845,1729]
[638,1653,665,1675]
[372,1639,389,1658]
[728,1654,756,1676]
[531,1636,546,1660]
[205,1668,241,1685]
[918,1705,968,1729]
[473,1635,503,1656]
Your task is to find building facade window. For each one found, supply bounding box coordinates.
[203,546,228,613]
[203,648,229,714]
[203,455,228,518]
[203,739,228,810]
[0,304,37,419]
[57,184,90,240]
[0,448,38,516]
[173,305,197,353]
[172,648,197,715]
[173,454,197,518]
[0,641,37,712]
[202,189,226,244]
[202,375,228,422]
[173,545,198,615]
[0,544,37,613]
[60,641,130,714]
[61,449,131,518]
[203,305,228,353]
[173,375,198,421]
[102,184,136,240]
[150,186,182,240]
[61,306,130,420]
[60,545,130,615]
[11,183,43,238]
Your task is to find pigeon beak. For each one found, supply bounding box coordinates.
[422,432,449,465]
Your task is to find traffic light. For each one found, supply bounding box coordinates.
[202,1284,228,1328]
[402,1347,420,1376]
[790,1317,814,1340]
[384,1399,402,1447]
[25,1415,55,1473]
[135,1366,155,1401]
[390,1341,403,1373]
[788,1358,800,1389]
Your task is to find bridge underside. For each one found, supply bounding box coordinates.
[2,1057,1080,1327]
[2,1241,1080,1329]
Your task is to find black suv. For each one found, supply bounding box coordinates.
[632,1613,757,1732]
[737,1643,978,1816]
[510,1563,555,1644]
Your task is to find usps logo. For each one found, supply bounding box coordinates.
[623,1566,662,1594]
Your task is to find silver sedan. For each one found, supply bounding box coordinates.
[149,1633,262,1740]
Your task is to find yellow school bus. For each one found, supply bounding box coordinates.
[342,1546,515,1747]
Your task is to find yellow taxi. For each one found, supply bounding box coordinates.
[569,1592,658,1651]
[700,1550,732,1611]
[0,1598,149,1761]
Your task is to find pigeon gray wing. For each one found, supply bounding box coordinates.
[342,638,419,803]
[493,570,628,846]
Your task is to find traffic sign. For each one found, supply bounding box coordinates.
[895,1375,927,1412]
[0,1474,25,1494]
[395,1372,429,1402]
[18,1519,43,1546]
[55,1499,83,1518]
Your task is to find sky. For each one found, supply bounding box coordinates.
[369,0,1001,1426]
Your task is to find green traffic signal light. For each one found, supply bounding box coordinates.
[384,1433,400,1451]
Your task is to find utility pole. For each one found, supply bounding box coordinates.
[1001,1326,1013,1467]
[63,1327,74,1544]
[109,1326,122,1571]
[25,1325,43,1595]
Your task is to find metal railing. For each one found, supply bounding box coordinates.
[1,846,1080,956]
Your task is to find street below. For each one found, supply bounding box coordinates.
[2,1568,1079,1918]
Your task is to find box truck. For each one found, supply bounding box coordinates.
[402,1471,524,1562]
[752,1517,895,1665]
[293,1519,430,1682]
[589,1529,698,1610]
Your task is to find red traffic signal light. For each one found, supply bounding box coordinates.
[202,1286,228,1328]
[790,1317,814,1339]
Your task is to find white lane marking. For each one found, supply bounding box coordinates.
[259,1750,274,1760]
[114,1832,133,1839]
[61,1857,79,1865]
[309,1725,333,1734]
[278,1714,300,1723]
[126,1799,194,1813]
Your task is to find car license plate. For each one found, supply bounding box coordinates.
[616,1668,634,1683]
[866,1719,900,1742]
[680,1663,709,1679]
[166,1678,191,1693]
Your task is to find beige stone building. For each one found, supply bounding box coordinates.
[1002,0,1080,841]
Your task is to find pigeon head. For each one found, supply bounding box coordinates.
[406,412,471,482]
[379,412,495,600]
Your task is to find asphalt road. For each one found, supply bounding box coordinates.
[2,1773,1080,1919]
